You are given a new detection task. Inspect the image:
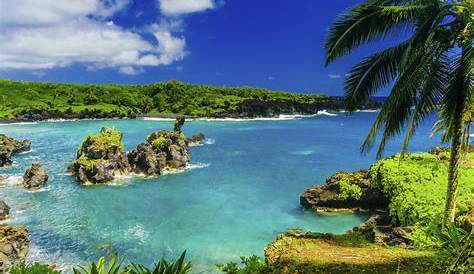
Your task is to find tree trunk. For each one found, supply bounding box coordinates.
[444,117,464,224]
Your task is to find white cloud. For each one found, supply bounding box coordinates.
[159,0,215,16]
[328,74,341,79]
[119,66,144,75]
[0,0,186,73]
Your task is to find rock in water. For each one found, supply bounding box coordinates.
[174,116,185,132]
[23,163,48,190]
[188,133,206,146]
[0,201,10,220]
[0,225,29,272]
[129,123,190,176]
[0,135,31,167]
[68,128,130,185]
[300,170,388,212]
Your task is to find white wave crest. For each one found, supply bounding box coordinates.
[5,175,23,186]
[204,138,215,145]
[316,110,338,116]
[141,117,176,121]
[187,162,211,169]
[355,109,380,113]
[0,122,38,126]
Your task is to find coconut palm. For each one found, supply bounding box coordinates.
[325,0,473,224]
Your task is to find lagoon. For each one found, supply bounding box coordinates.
[0,112,440,272]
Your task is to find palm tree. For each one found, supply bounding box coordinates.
[325,0,472,224]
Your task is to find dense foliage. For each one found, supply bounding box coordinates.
[10,263,61,274]
[0,79,343,120]
[370,152,474,246]
[216,256,266,274]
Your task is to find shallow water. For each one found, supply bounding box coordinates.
[0,113,441,272]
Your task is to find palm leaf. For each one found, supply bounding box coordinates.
[325,0,437,64]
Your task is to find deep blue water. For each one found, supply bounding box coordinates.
[0,112,441,272]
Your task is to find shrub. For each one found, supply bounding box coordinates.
[151,136,167,150]
[10,263,61,274]
[217,255,266,274]
[73,251,191,274]
[369,153,474,247]
[337,179,362,200]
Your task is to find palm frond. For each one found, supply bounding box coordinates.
[401,52,449,157]
[345,42,409,111]
[325,1,437,64]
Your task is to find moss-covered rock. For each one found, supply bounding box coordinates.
[0,201,10,221]
[187,133,206,147]
[300,170,388,212]
[0,135,31,167]
[22,163,48,190]
[128,127,190,176]
[0,225,29,272]
[68,128,130,185]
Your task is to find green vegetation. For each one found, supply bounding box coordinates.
[217,256,266,274]
[10,263,61,274]
[74,156,102,172]
[369,153,474,247]
[151,136,167,150]
[72,252,191,274]
[0,79,338,120]
[264,232,450,274]
[80,128,125,153]
[338,179,363,200]
[324,0,473,224]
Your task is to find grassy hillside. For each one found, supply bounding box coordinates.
[0,79,368,120]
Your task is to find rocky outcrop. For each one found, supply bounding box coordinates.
[23,163,48,190]
[0,201,10,220]
[174,116,185,132]
[300,170,388,212]
[188,133,206,147]
[0,135,31,167]
[68,128,130,185]
[354,212,414,248]
[128,129,190,176]
[0,225,29,272]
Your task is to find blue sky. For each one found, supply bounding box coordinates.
[0,0,394,95]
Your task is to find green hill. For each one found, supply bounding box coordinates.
[0,79,379,120]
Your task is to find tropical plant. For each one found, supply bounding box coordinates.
[325,0,473,224]
[73,255,123,274]
[73,251,192,274]
[124,251,192,274]
[216,255,266,274]
[10,263,61,274]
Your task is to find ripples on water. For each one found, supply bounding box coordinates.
[0,113,441,272]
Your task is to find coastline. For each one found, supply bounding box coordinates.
[0,109,380,125]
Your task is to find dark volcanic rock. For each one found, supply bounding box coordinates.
[23,163,48,190]
[0,224,29,272]
[300,170,388,212]
[188,133,206,146]
[128,129,190,176]
[0,135,31,167]
[0,201,10,220]
[68,128,130,185]
[174,116,185,132]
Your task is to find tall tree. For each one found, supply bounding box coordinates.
[325,0,473,223]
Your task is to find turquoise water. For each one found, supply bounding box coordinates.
[0,113,441,272]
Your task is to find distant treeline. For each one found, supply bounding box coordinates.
[0,79,380,121]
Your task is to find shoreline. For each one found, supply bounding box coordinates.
[0,109,381,125]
